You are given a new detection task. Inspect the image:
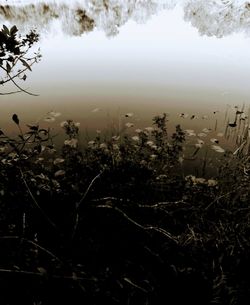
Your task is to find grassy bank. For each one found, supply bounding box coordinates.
[0,113,250,305]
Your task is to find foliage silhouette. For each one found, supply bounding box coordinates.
[0,113,250,304]
[0,24,41,96]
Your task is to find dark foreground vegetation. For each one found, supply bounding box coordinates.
[0,113,250,305]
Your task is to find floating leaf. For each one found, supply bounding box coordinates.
[48,111,61,117]
[197,133,207,137]
[217,132,224,137]
[185,129,196,136]
[179,113,189,118]
[211,145,225,153]
[190,115,197,120]
[92,108,101,113]
[202,128,212,133]
[125,122,134,128]
[197,139,204,145]
[202,115,208,119]
[44,117,55,122]
[125,113,134,118]
[210,138,219,144]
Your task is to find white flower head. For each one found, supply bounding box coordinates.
[64,138,78,148]
[112,144,119,150]
[207,179,218,187]
[150,154,157,160]
[60,121,68,128]
[88,140,95,146]
[112,135,120,141]
[146,141,154,147]
[100,143,107,149]
[54,170,66,178]
[0,146,8,153]
[135,129,142,133]
[53,158,65,165]
[144,127,154,132]
[132,136,139,141]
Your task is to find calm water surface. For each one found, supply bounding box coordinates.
[0,0,250,137]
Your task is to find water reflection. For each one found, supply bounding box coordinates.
[0,0,176,36]
[1,0,250,37]
[0,0,250,138]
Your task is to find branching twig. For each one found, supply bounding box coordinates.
[7,69,38,96]
[123,277,148,293]
[0,268,95,282]
[0,90,22,95]
[95,204,178,244]
[138,200,187,209]
[205,187,241,210]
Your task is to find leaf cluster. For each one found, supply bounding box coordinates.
[0,25,41,95]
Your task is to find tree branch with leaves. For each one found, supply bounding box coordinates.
[0,24,41,96]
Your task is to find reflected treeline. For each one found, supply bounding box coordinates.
[0,0,175,36]
[0,0,250,37]
[183,0,250,38]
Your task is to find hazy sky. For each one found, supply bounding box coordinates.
[1,2,250,127]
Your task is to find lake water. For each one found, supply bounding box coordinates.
[1,0,250,141]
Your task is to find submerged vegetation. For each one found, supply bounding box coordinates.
[0,110,250,305]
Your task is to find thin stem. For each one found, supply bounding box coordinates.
[19,168,58,231]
